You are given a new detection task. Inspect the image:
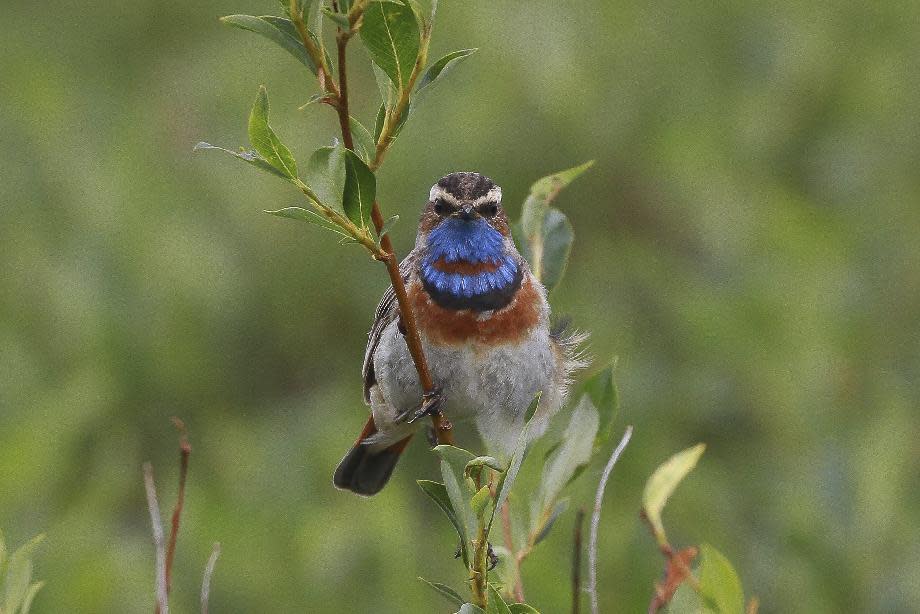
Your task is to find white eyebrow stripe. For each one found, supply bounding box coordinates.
[472,186,502,206]
[429,185,461,206]
[429,184,502,206]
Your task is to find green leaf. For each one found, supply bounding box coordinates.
[417,480,470,567]
[516,161,593,290]
[527,160,595,206]
[3,534,44,614]
[457,605,486,614]
[264,207,349,237]
[305,145,346,207]
[19,581,44,614]
[486,584,512,614]
[471,485,491,518]
[465,456,503,477]
[220,15,319,74]
[642,444,706,546]
[508,605,541,614]
[248,86,298,180]
[377,214,400,244]
[583,359,619,446]
[538,208,574,292]
[434,445,478,551]
[321,6,351,28]
[531,498,568,546]
[533,396,599,527]
[416,48,478,92]
[0,528,6,574]
[349,116,377,163]
[360,1,420,90]
[697,544,744,614]
[667,582,704,614]
[418,576,465,607]
[342,150,376,228]
[194,142,291,179]
[488,393,541,534]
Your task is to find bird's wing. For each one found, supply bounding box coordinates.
[362,250,419,403]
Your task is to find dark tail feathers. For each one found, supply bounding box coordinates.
[333,429,412,496]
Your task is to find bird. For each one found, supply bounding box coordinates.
[333,172,586,496]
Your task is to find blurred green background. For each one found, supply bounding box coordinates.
[2,0,918,612]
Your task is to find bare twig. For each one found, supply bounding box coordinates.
[500,499,524,602]
[572,507,586,614]
[165,417,191,596]
[143,462,169,614]
[588,425,633,614]
[201,542,221,614]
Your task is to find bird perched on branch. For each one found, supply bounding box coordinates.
[334,172,586,496]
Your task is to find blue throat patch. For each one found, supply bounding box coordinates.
[420,218,521,308]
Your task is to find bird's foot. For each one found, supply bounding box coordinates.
[396,387,444,425]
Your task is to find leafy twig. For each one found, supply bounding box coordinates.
[588,425,633,614]
[143,462,169,614]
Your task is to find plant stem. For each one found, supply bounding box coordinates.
[290,0,339,98]
[501,499,525,602]
[164,418,191,597]
[589,426,633,614]
[143,462,169,614]
[471,519,489,608]
[573,508,586,614]
[317,7,451,444]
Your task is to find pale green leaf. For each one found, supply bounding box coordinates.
[416,48,477,92]
[417,480,469,567]
[248,86,298,180]
[321,7,351,28]
[220,15,318,74]
[377,214,400,244]
[508,605,541,614]
[668,582,705,614]
[527,160,595,205]
[418,576,465,607]
[583,359,619,446]
[3,534,44,614]
[194,142,291,179]
[698,544,744,614]
[305,145,346,208]
[486,584,512,614]
[531,498,568,546]
[19,581,44,614]
[642,444,706,545]
[457,605,486,614]
[533,397,598,525]
[349,117,376,163]
[471,485,491,518]
[360,1,420,90]
[263,207,349,237]
[488,393,541,533]
[516,161,593,290]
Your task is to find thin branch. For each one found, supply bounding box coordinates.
[294,0,452,445]
[143,462,169,614]
[165,417,191,596]
[200,542,221,614]
[572,507,586,614]
[588,425,633,614]
[335,33,354,151]
[501,499,524,602]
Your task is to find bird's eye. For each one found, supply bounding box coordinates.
[482,203,499,217]
[434,200,446,215]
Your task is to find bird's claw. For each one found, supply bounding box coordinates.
[400,387,444,425]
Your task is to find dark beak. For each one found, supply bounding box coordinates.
[456,204,477,221]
